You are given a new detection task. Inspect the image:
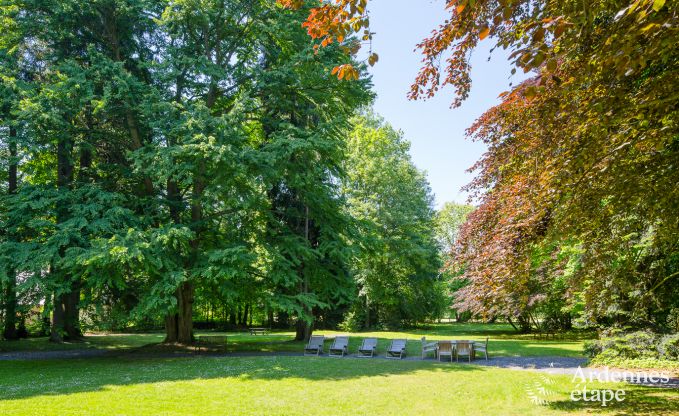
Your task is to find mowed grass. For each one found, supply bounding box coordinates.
[0,333,165,352]
[0,323,590,357]
[314,322,590,358]
[1,356,677,416]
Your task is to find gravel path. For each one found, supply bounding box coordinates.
[0,349,112,361]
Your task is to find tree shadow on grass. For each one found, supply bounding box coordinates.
[492,340,586,357]
[0,354,483,401]
[0,334,166,354]
[0,335,587,364]
[547,384,679,415]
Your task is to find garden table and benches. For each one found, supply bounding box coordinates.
[421,338,489,361]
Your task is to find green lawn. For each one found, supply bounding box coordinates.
[314,323,590,358]
[0,323,590,358]
[0,333,164,352]
[2,325,676,415]
[1,356,677,415]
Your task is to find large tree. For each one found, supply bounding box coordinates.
[285,0,679,330]
[343,115,443,329]
[0,0,168,341]
[252,8,372,340]
[0,0,372,344]
[0,46,20,340]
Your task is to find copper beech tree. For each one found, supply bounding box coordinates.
[284,0,679,329]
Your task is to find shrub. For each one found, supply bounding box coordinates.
[612,330,658,359]
[339,310,365,332]
[588,329,663,360]
[666,308,679,333]
[455,311,473,323]
[658,333,679,360]
[583,340,602,358]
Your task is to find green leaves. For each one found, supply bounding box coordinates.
[435,202,474,253]
[456,0,679,327]
[652,0,666,12]
[343,114,444,328]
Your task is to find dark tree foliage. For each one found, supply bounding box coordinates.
[3,1,447,344]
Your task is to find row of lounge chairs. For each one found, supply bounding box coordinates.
[304,336,407,359]
[305,335,489,361]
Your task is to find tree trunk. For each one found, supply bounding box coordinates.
[229,309,236,326]
[50,292,65,342]
[165,314,178,343]
[295,319,305,341]
[63,284,82,339]
[241,304,249,327]
[294,317,313,342]
[294,206,313,342]
[170,149,204,343]
[164,282,193,344]
[176,282,193,344]
[364,295,370,329]
[3,126,18,340]
[164,178,184,340]
[58,142,95,341]
[105,6,153,198]
[516,314,532,333]
[51,132,74,342]
[3,278,18,340]
[163,177,185,342]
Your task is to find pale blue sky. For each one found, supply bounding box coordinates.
[365,0,529,207]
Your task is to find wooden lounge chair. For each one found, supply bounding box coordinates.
[304,335,325,356]
[437,341,453,362]
[357,338,378,357]
[421,336,438,359]
[473,337,489,360]
[386,339,407,359]
[329,336,349,357]
[456,341,473,362]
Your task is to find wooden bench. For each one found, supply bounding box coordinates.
[421,336,438,359]
[196,335,228,353]
[248,328,269,335]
